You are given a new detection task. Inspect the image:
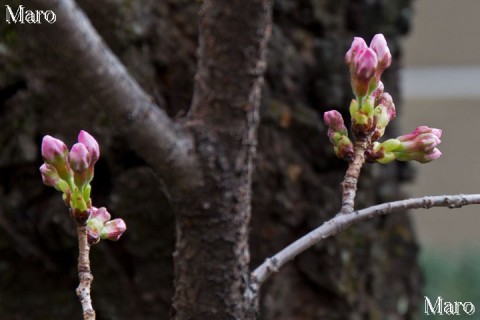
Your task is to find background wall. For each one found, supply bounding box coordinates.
[401,2,480,316]
[402,0,480,250]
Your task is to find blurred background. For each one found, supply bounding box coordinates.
[402,0,480,316]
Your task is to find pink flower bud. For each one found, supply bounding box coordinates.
[89,207,111,223]
[41,135,68,165]
[370,34,392,69]
[324,110,347,135]
[39,163,68,192]
[352,48,378,97]
[87,218,102,245]
[354,48,378,80]
[372,81,384,101]
[334,135,354,161]
[69,143,91,173]
[86,207,113,244]
[372,92,396,141]
[101,219,127,241]
[395,126,443,163]
[78,130,100,165]
[345,37,368,65]
[40,163,58,187]
[87,230,100,245]
[423,149,442,162]
[377,93,396,119]
[397,126,442,142]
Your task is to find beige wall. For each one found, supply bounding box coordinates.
[401,0,480,250]
[405,0,480,66]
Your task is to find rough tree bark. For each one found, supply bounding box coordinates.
[172,0,271,319]
[0,0,419,319]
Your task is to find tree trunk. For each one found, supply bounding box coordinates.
[172,1,271,319]
[0,0,420,319]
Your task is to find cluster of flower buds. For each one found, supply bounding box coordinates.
[40,131,126,243]
[324,110,354,160]
[324,33,442,165]
[345,34,394,139]
[346,34,391,99]
[86,207,127,245]
[366,126,442,164]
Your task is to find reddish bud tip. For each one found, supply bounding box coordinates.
[370,34,392,68]
[41,135,68,165]
[40,163,59,188]
[69,143,91,173]
[395,126,443,163]
[324,110,347,134]
[89,207,111,224]
[354,48,378,80]
[101,219,127,241]
[346,37,368,65]
[78,130,100,165]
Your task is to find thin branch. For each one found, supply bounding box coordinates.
[29,0,201,195]
[251,194,480,286]
[76,225,95,320]
[340,140,368,214]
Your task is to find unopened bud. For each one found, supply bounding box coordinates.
[395,126,442,163]
[101,219,127,241]
[324,110,348,135]
[334,135,354,161]
[69,143,91,173]
[372,92,396,141]
[345,37,368,65]
[78,130,100,165]
[366,139,401,164]
[40,163,68,192]
[350,98,376,139]
[89,207,111,223]
[370,34,392,69]
[353,48,378,97]
[41,135,68,165]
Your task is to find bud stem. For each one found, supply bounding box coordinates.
[76,225,96,320]
[340,139,369,214]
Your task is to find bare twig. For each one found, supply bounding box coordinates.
[76,225,95,320]
[251,194,480,286]
[340,140,368,214]
[30,0,201,195]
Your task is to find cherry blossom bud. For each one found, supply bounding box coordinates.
[101,219,127,241]
[370,34,391,69]
[324,110,348,136]
[89,207,111,223]
[372,92,396,141]
[349,97,376,139]
[366,139,401,164]
[87,218,103,245]
[395,126,442,163]
[354,48,378,80]
[421,148,443,162]
[69,143,91,173]
[87,207,112,244]
[324,110,354,160]
[40,163,68,192]
[372,81,384,101]
[78,130,100,165]
[352,48,378,97]
[41,135,68,165]
[345,37,368,65]
[334,135,354,161]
